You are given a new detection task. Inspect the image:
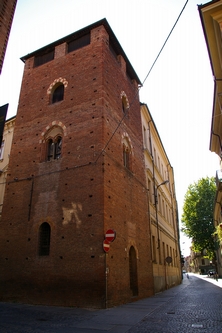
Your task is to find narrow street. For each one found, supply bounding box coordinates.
[128,273,222,333]
[0,273,222,333]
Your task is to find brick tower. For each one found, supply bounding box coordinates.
[0,19,154,308]
[0,0,17,74]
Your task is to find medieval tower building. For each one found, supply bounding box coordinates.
[0,19,155,308]
[0,0,17,74]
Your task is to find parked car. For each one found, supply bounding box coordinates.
[208,270,216,276]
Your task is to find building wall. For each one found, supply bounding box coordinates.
[0,116,15,216]
[141,104,182,293]
[199,0,222,277]
[0,20,154,308]
[0,0,17,74]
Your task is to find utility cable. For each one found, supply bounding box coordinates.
[94,0,189,164]
[142,0,189,87]
[5,1,189,184]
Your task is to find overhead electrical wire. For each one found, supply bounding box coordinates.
[94,0,189,164]
[5,0,189,185]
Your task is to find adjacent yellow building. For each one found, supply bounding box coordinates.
[199,0,222,277]
[0,116,15,217]
[141,103,182,292]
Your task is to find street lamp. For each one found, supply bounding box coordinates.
[155,180,169,249]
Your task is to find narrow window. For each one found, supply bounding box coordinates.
[47,139,54,161]
[148,178,153,204]
[52,84,64,104]
[122,95,128,114]
[123,145,130,169]
[158,193,161,214]
[170,247,172,265]
[152,235,156,262]
[0,140,4,159]
[47,136,62,161]
[158,241,162,264]
[162,199,165,217]
[38,222,51,256]
[55,136,62,159]
[162,242,165,263]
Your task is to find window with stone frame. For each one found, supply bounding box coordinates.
[43,126,63,162]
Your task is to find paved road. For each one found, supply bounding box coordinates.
[0,273,222,332]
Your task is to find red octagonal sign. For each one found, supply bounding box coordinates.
[105,229,116,242]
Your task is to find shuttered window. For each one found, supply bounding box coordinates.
[67,34,90,53]
[34,50,54,67]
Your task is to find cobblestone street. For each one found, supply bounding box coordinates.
[129,274,222,333]
[0,274,222,332]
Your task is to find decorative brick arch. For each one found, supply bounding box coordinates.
[39,120,67,143]
[47,77,68,95]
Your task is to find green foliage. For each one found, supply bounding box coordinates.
[181,177,216,259]
[214,224,222,243]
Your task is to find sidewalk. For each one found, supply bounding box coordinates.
[0,278,191,333]
[192,272,222,288]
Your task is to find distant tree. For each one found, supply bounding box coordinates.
[181,177,217,259]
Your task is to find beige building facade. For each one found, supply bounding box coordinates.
[199,0,222,277]
[141,103,182,292]
[0,116,15,217]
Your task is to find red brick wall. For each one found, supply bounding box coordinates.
[0,22,154,308]
[0,0,17,74]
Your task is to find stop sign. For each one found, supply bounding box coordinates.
[105,229,116,242]
[103,239,110,253]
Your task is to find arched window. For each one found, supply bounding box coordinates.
[129,246,138,296]
[52,84,64,104]
[123,144,130,169]
[47,136,62,161]
[122,137,131,170]
[120,91,129,114]
[38,222,51,256]
[122,95,128,113]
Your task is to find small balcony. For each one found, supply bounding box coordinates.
[216,170,222,190]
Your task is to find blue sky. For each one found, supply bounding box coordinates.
[0,0,219,255]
